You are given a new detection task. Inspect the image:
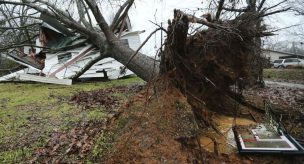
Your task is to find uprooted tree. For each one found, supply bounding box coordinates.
[0,0,289,82]
[0,0,291,161]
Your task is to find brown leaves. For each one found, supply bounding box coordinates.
[29,85,144,163]
[30,122,104,163]
[70,85,143,110]
[245,85,304,111]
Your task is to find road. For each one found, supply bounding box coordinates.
[265,80,304,89]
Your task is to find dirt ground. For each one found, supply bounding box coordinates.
[103,78,304,163]
[1,77,303,163]
[100,74,304,163]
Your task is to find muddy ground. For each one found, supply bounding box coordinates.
[38,82,304,163]
[0,77,303,163]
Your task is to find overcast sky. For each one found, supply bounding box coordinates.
[116,0,304,56]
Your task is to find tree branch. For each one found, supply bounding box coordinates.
[0,23,40,30]
[0,0,104,45]
[76,0,92,29]
[215,0,225,20]
[222,7,248,12]
[177,10,234,32]
[148,20,168,33]
[84,0,115,42]
[0,44,49,51]
[80,0,93,28]
[110,0,134,29]
[260,7,291,17]
[35,0,71,19]
[262,0,287,12]
[121,28,163,73]
[70,52,108,80]
[111,0,134,31]
[0,15,40,23]
[257,0,266,11]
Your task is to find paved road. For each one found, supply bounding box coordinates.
[265,80,304,89]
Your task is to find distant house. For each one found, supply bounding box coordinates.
[262,49,304,62]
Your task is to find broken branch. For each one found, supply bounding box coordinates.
[176,10,234,32]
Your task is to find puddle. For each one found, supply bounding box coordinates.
[199,115,256,154]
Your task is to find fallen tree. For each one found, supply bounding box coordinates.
[106,8,281,162]
[0,0,288,82]
[0,0,293,162]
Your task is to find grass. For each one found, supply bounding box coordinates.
[263,68,304,82]
[0,76,143,163]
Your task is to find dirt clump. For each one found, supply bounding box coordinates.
[106,78,206,163]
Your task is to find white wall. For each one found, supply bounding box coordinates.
[121,33,141,51]
[262,51,290,62]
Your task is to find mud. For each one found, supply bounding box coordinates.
[199,115,256,154]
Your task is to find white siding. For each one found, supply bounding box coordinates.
[262,51,292,62]
[121,33,141,51]
[42,32,143,80]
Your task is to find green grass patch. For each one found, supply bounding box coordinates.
[263,69,304,81]
[0,76,143,163]
[0,147,32,163]
[91,132,114,159]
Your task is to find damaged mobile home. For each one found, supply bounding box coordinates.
[0,14,143,85]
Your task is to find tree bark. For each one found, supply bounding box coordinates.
[109,41,159,81]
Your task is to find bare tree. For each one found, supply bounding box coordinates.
[0,3,40,52]
[289,0,304,15]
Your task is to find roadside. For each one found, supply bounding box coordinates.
[263,68,304,84]
[265,80,304,89]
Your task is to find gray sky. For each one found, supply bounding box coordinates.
[121,0,303,56]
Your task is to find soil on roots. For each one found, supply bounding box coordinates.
[106,77,201,163]
[106,77,247,163]
[105,79,304,163]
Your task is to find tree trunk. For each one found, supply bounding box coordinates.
[246,0,264,87]
[109,41,159,81]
